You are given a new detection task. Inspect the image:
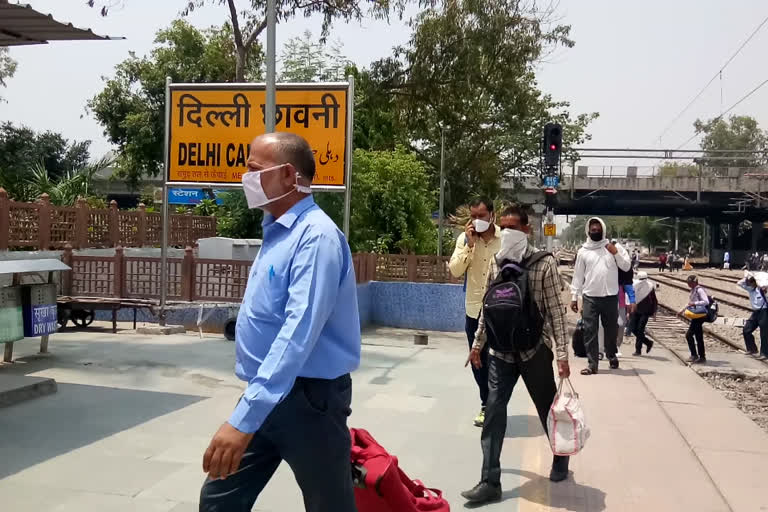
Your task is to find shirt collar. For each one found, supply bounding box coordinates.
[263,195,316,229]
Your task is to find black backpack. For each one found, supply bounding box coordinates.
[618,267,634,286]
[482,252,550,353]
[572,319,587,357]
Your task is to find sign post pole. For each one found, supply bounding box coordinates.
[265,0,276,133]
[160,76,172,325]
[343,75,354,238]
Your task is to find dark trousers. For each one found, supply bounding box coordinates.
[659,263,666,272]
[466,315,489,406]
[199,375,355,512]
[582,295,619,369]
[632,314,651,353]
[480,346,565,485]
[743,309,768,355]
[686,318,706,359]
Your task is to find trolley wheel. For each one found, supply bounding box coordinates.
[224,318,237,341]
[71,310,95,328]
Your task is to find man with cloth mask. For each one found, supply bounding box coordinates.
[570,217,632,375]
[198,132,360,512]
[450,197,502,427]
[462,204,571,505]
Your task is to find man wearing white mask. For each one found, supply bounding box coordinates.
[199,132,360,512]
[462,205,571,505]
[571,217,631,375]
[450,198,502,427]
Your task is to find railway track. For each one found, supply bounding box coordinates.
[650,272,752,313]
[559,269,765,363]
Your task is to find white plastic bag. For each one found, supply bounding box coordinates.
[547,378,590,456]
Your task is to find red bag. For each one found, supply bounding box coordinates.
[350,428,450,512]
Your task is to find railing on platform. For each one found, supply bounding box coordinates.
[60,248,461,304]
[0,190,217,250]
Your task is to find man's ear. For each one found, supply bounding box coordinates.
[522,225,531,234]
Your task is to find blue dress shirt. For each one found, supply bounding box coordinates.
[229,196,361,433]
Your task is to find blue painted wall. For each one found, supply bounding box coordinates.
[94,281,464,333]
[368,282,464,332]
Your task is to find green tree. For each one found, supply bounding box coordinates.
[658,161,698,177]
[215,190,264,238]
[5,156,113,206]
[348,147,436,253]
[375,0,597,212]
[348,61,404,151]
[694,115,768,169]
[0,122,91,199]
[89,20,263,189]
[280,31,352,82]
[0,47,17,100]
[180,0,411,81]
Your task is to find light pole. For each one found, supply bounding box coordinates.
[437,127,446,257]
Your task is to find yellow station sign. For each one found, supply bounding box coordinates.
[544,223,557,237]
[167,86,348,187]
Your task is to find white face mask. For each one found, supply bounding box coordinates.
[242,164,312,209]
[473,218,491,233]
[496,229,528,263]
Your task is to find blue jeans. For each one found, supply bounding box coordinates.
[199,375,356,512]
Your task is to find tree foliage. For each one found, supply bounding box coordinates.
[0,122,91,199]
[279,30,351,82]
[694,115,768,169]
[0,47,17,100]
[181,0,413,81]
[348,147,437,253]
[89,20,263,189]
[371,0,597,213]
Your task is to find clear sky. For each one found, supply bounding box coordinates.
[2,0,768,165]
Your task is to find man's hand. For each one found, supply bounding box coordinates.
[628,304,637,314]
[570,300,579,313]
[203,422,254,480]
[606,243,618,255]
[465,347,482,369]
[558,361,571,378]
[464,221,477,248]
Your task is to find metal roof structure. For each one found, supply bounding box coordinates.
[0,259,70,275]
[0,1,122,47]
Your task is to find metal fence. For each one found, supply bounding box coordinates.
[0,190,217,250]
[59,249,460,303]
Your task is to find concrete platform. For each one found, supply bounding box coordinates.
[0,324,766,511]
[0,375,57,408]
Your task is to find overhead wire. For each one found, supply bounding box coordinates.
[654,14,768,145]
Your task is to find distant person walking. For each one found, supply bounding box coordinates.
[450,197,501,427]
[631,272,658,356]
[738,273,768,358]
[570,217,632,374]
[723,251,731,270]
[658,252,667,272]
[681,275,710,364]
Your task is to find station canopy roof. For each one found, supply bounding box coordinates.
[0,1,122,47]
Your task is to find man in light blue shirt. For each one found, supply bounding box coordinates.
[199,132,360,512]
[738,274,768,358]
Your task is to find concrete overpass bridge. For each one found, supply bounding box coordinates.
[507,149,768,265]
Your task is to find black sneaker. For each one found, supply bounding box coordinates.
[693,356,707,365]
[632,351,642,356]
[646,339,654,353]
[609,358,619,369]
[550,455,570,482]
[461,482,502,504]
[687,355,698,363]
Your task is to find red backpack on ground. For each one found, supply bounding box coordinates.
[350,428,450,512]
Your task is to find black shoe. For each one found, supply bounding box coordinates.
[687,355,698,363]
[461,482,502,504]
[609,358,619,369]
[632,351,642,356]
[693,356,707,365]
[646,339,654,353]
[550,455,570,482]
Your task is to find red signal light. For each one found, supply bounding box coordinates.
[550,144,557,151]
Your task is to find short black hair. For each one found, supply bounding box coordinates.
[469,197,494,213]
[500,204,529,226]
[268,132,316,181]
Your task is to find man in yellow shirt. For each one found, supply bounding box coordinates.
[450,198,501,426]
